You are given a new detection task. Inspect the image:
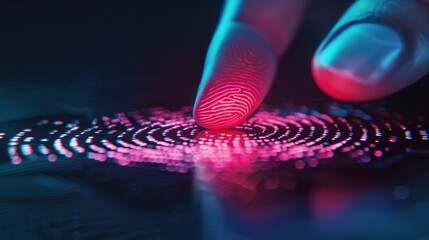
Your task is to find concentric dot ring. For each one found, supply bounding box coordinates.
[5,103,428,172]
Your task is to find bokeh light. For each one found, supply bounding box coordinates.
[2,102,428,172]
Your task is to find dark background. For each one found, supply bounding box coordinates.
[0,0,221,121]
[1,0,427,122]
[0,1,428,239]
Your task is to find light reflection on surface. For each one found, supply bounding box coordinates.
[0,102,428,239]
[2,102,428,172]
[195,155,429,240]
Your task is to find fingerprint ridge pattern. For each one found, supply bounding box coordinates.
[194,30,276,129]
[4,103,428,172]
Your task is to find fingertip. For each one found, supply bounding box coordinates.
[193,23,277,129]
[311,58,385,101]
[312,0,429,102]
[311,23,405,101]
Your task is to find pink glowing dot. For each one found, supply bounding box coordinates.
[295,160,305,170]
[309,158,318,167]
[5,102,420,172]
[373,150,383,157]
[12,156,22,165]
[48,154,58,162]
[53,121,63,125]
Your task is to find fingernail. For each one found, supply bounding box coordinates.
[318,23,403,84]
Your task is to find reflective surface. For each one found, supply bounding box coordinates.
[3,102,428,170]
[0,102,428,239]
[1,1,429,239]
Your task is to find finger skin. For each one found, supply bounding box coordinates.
[194,0,306,129]
[312,0,429,101]
[193,23,277,129]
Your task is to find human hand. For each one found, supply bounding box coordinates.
[193,0,429,129]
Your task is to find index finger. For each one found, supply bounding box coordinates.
[193,0,306,129]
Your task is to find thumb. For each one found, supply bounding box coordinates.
[312,0,429,101]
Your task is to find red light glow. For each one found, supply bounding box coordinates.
[4,102,427,172]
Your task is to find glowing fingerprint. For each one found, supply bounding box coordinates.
[3,102,428,172]
[194,23,276,129]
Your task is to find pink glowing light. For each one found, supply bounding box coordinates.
[4,103,427,172]
[193,27,276,129]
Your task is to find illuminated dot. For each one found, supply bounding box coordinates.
[373,150,383,157]
[309,158,318,167]
[3,102,425,172]
[12,156,22,165]
[295,160,305,170]
[48,154,58,162]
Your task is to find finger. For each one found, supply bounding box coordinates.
[193,0,306,129]
[312,0,429,101]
